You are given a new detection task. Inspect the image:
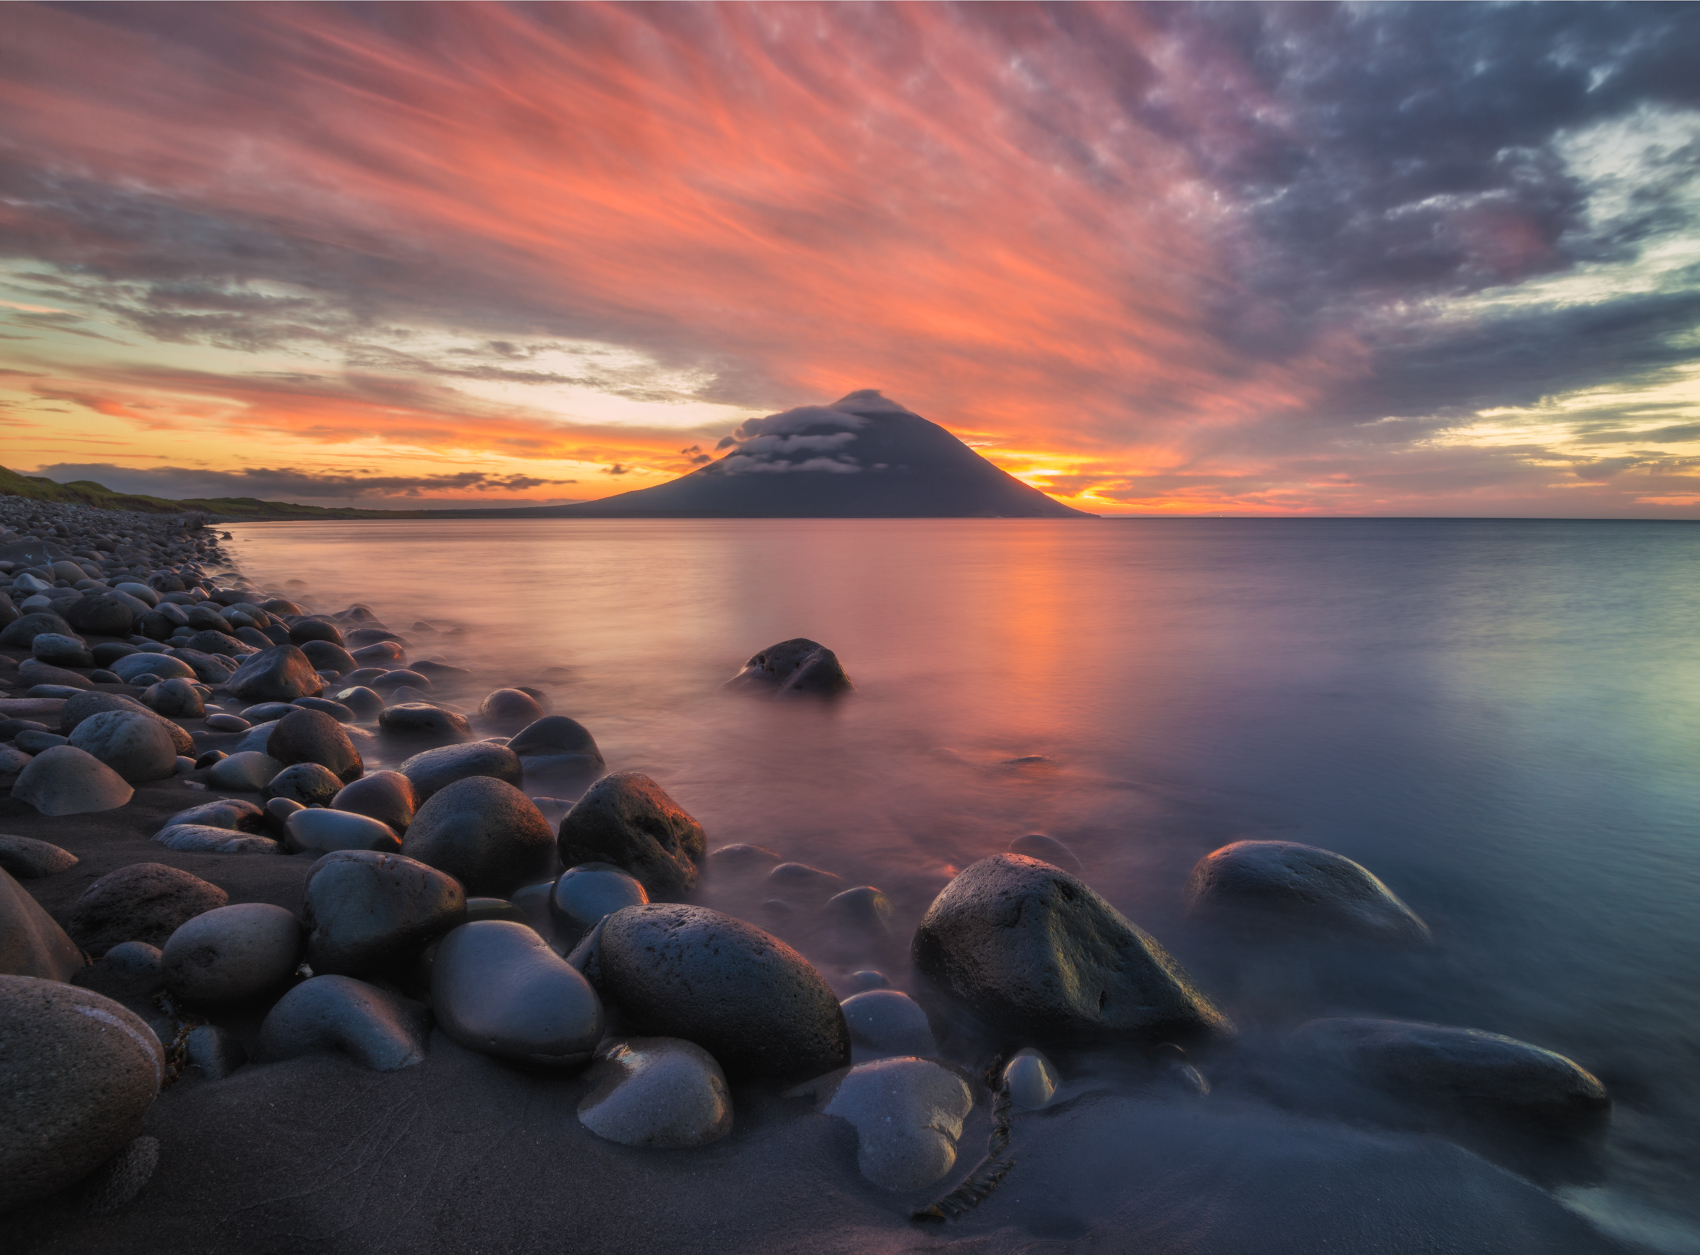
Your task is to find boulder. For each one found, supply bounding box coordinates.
[477,688,545,735]
[431,920,604,1067]
[912,854,1231,1047]
[258,975,429,1071]
[330,770,417,833]
[0,976,163,1213]
[113,651,197,684]
[205,750,283,792]
[1,867,86,980]
[139,676,204,717]
[509,715,605,790]
[264,761,344,807]
[550,862,649,942]
[1289,1018,1611,1129]
[299,639,357,675]
[286,808,402,855]
[556,772,705,899]
[1185,841,1431,945]
[726,638,853,696]
[32,632,94,668]
[67,863,228,957]
[401,776,554,897]
[591,904,848,1081]
[161,903,303,1004]
[302,850,465,977]
[265,707,362,784]
[152,826,282,855]
[67,710,178,783]
[578,1037,732,1149]
[226,644,323,703]
[11,745,133,815]
[400,741,523,802]
[841,990,937,1058]
[0,610,76,649]
[378,702,472,747]
[63,593,135,638]
[288,617,344,646]
[60,691,192,756]
[0,834,78,879]
[804,1057,972,1190]
[19,658,92,690]
[161,798,267,833]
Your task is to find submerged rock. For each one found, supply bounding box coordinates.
[378,702,472,747]
[1,867,86,980]
[258,975,429,1071]
[557,771,705,898]
[67,863,228,957]
[1008,833,1082,873]
[1185,841,1431,945]
[431,920,604,1067]
[0,976,164,1214]
[726,637,853,696]
[912,854,1231,1048]
[477,688,545,735]
[592,903,849,1081]
[578,1037,733,1149]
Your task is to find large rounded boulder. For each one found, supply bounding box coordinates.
[400,741,523,802]
[302,850,465,977]
[508,715,604,791]
[330,770,417,833]
[63,593,135,639]
[66,710,178,784]
[431,920,604,1067]
[161,903,303,1005]
[226,644,323,702]
[591,903,849,1081]
[912,854,1231,1048]
[1,868,86,981]
[266,708,363,784]
[0,610,76,650]
[400,776,554,897]
[725,637,853,696]
[11,746,133,816]
[67,863,229,957]
[1185,841,1431,945]
[0,976,164,1213]
[556,772,705,898]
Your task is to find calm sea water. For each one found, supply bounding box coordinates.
[224,517,1700,1245]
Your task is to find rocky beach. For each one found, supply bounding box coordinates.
[0,498,1662,1254]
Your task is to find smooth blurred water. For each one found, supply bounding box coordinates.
[225,517,1700,1241]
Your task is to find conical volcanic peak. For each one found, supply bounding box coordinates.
[553,392,1094,518]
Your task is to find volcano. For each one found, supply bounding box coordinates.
[544,391,1094,518]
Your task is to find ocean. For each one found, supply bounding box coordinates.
[224,516,1700,1247]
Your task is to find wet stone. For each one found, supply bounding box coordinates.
[67,710,178,783]
[726,637,854,697]
[401,775,555,897]
[302,849,465,977]
[1004,1047,1059,1109]
[550,861,649,942]
[266,707,363,784]
[139,677,204,717]
[477,687,545,735]
[206,751,282,792]
[431,920,604,1067]
[330,770,417,833]
[578,1037,733,1149]
[557,772,705,899]
[258,975,429,1071]
[153,825,283,855]
[709,843,783,871]
[842,989,937,1059]
[226,643,323,703]
[12,745,133,815]
[67,863,228,957]
[161,902,303,1005]
[287,808,402,855]
[264,761,344,807]
[1186,841,1432,946]
[767,862,846,900]
[1,867,86,980]
[805,1057,973,1191]
[162,797,267,832]
[378,702,472,747]
[400,740,523,802]
[1008,833,1082,873]
[0,834,78,879]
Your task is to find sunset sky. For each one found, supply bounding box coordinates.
[2,2,1698,515]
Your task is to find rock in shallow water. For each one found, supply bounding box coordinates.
[1,866,86,980]
[226,643,323,703]
[726,637,854,696]
[1185,841,1431,946]
[11,745,133,815]
[842,989,937,1058]
[0,975,164,1213]
[477,688,545,735]
[1008,833,1082,873]
[161,902,302,1005]
[557,771,705,899]
[258,975,429,1071]
[302,849,465,977]
[578,1037,733,1149]
[67,863,229,957]
[591,903,849,1081]
[432,920,604,1067]
[378,702,472,747]
[266,707,363,784]
[805,1057,973,1191]
[401,775,554,897]
[550,862,648,941]
[912,853,1231,1048]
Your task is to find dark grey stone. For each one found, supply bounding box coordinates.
[152,825,282,855]
[330,770,417,833]
[550,862,648,941]
[334,685,384,719]
[266,707,362,784]
[60,691,192,756]
[1,866,86,980]
[708,844,782,870]
[289,617,344,646]
[0,610,76,649]
[371,669,429,693]
[400,741,523,802]
[556,772,705,899]
[290,696,354,722]
[767,862,846,899]
[161,902,302,1005]
[593,903,849,1081]
[258,975,429,1071]
[0,834,78,879]
[183,1024,247,1079]
[67,710,178,783]
[14,730,65,754]
[477,688,545,735]
[264,761,344,807]
[67,863,228,958]
[63,593,135,639]
[11,746,133,816]
[378,702,472,746]
[1186,841,1432,946]
[913,853,1232,1048]
[32,632,93,668]
[287,808,401,855]
[18,658,92,690]
[302,849,465,977]
[402,776,554,897]
[299,639,358,675]
[139,677,204,718]
[431,920,604,1067]
[841,989,936,1058]
[226,644,323,703]
[726,637,853,696]
[0,977,163,1213]
[578,1037,732,1148]
[162,798,267,833]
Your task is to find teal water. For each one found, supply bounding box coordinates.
[224,517,1700,1246]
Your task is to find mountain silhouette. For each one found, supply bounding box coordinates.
[543,391,1094,518]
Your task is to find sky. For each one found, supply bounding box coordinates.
[1,2,1698,516]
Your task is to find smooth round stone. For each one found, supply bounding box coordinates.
[1004,1047,1059,1109]
[161,903,303,1004]
[331,770,417,833]
[841,990,937,1058]
[557,772,705,898]
[477,688,545,735]
[67,862,228,957]
[206,751,283,792]
[257,975,429,1071]
[579,1037,732,1148]
[67,709,178,783]
[465,897,528,924]
[266,707,363,784]
[550,862,649,940]
[352,640,406,664]
[204,713,250,733]
[152,825,283,855]
[0,976,164,1212]
[844,970,890,993]
[432,920,604,1066]
[824,885,895,935]
[290,696,354,722]
[344,667,388,686]
[114,582,159,607]
[1186,841,1432,946]
[299,639,357,675]
[163,797,267,832]
[0,611,74,648]
[1,867,85,980]
[288,617,344,646]
[371,668,429,693]
[402,776,555,897]
[592,904,849,1081]
[239,702,295,724]
[286,808,401,854]
[12,745,133,815]
[266,796,304,824]
[64,593,135,638]
[14,729,65,754]
[31,632,93,667]
[814,1057,972,1190]
[1290,1018,1611,1129]
[766,862,846,899]
[400,740,523,802]
[61,692,191,756]
[1008,833,1082,873]
[302,849,466,977]
[264,761,344,807]
[226,644,323,703]
[139,677,204,717]
[509,716,605,788]
[334,686,384,719]
[913,853,1232,1048]
[0,834,78,880]
[378,702,472,746]
[90,641,139,668]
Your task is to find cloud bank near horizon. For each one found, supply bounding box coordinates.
[1,2,1697,514]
